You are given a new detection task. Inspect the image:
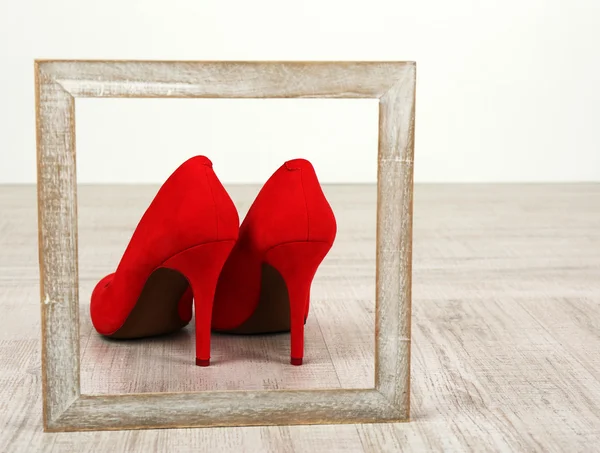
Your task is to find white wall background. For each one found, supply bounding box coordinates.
[1,0,599,184]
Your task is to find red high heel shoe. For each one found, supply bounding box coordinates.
[211,159,336,365]
[90,156,238,367]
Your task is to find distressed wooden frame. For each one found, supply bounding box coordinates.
[35,60,416,432]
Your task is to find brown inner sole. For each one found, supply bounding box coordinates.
[219,262,292,334]
[107,268,190,339]
[107,262,295,339]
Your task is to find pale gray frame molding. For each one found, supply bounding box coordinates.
[35,60,416,432]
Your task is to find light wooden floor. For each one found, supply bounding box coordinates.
[1,184,600,452]
[77,185,377,394]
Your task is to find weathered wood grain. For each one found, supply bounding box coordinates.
[52,389,398,432]
[376,63,416,417]
[34,60,415,431]
[38,60,414,99]
[35,63,81,427]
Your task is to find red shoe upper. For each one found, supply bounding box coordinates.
[91,156,239,335]
[212,159,336,330]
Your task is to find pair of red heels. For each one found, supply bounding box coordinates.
[90,156,336,366]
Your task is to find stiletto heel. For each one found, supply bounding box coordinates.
[163,240,236,367]
[265,241,332,365]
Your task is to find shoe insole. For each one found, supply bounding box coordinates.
[108,262,295,339]
[107,268,190,339]
[222,263,293,334]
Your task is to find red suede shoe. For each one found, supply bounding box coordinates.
[212,159,336,365]
[91,156,238,367]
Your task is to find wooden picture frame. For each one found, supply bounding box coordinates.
[35,60,416,432]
